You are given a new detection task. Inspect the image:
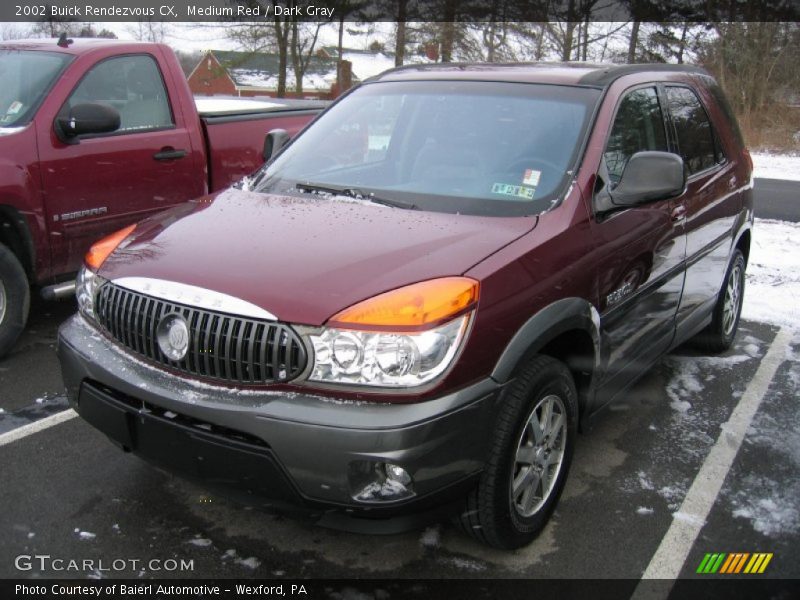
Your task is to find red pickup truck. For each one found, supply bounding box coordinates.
[0,38,324,357]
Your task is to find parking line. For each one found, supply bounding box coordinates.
[631,326,791,597]
[0,409,77,448]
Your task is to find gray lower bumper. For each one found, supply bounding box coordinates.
[57,314,502,517]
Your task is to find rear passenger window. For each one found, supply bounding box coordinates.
[665,86,717,175]
[604,87,667,184]
[65,55,173,134]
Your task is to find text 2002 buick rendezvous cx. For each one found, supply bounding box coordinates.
[58,63,752,549]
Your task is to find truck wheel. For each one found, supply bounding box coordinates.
[0,243,30,359]
[458,355,577,549]
[694,249,745,354]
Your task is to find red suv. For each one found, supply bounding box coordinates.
[58,63,752,549]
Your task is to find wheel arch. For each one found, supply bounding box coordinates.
[735,226,751,265]
[0,203,36,280]
[491,298,602,425]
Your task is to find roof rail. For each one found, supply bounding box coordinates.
[578,63,709,86]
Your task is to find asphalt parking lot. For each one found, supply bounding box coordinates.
[1,293,798,588]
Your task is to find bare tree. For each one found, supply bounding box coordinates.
[0,24,31,40]
[289,21,323,94]
[127,20,169,44]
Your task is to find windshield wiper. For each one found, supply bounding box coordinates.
[295,182,417,210]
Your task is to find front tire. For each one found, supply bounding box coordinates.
[694,249,745,354]
[458,355,578,549]
[0,243,30,359]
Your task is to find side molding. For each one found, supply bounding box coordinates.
[491,297,602,384]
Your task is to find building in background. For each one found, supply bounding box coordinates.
[187,48,428,99]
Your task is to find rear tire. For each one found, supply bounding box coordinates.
[458,355,577,549]
[693,249,745,354]
[0,243,30,359]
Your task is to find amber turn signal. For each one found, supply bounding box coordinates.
[85,224,136,270]
[329,277,479,328]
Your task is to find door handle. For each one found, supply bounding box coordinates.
[670,205,687,222]
[153,148,187,161]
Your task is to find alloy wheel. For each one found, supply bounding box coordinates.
[510,394,568,518]
[722,262,743,336]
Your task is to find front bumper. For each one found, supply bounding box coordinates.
[57,314,503,532]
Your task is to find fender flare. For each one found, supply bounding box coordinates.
[491,297,602,384]
[0,203,36,278]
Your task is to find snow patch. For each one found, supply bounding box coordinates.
[658,486,686,511]
[636,507,654,515]
[751,153,800,182]
[665,359,702,414]
[741,219,800,331]
[730,477,800,537]
[440,556,487,572]
[187,537,212,547]
[77,531,96,540]
[235,556,261,570]
[420,526,441,548]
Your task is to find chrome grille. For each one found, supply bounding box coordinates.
[95,283,306,384]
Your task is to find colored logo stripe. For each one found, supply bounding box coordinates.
[697,553,726,573]
[697,552,773,574]
[720,553,749,573]
[744,553,773,574]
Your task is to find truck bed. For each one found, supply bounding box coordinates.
[197,96,327,192]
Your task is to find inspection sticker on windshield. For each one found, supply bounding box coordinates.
[491,182,535,200]
[522,169,541,187]
[6,101,23,115]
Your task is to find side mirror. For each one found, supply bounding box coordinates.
[263,128,290,161]
[55,102,120,143]
[595,151,686,213]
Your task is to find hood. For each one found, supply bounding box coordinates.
[99,189,537,326]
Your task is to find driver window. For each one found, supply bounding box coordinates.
[64,55,173,134]
[604,87,668,185]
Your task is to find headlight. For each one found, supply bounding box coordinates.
[76,224,136,321]
[308,277,478,388]
[76,265,106,321]
[309,314,470,387]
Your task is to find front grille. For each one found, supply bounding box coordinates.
[95,283,307,384]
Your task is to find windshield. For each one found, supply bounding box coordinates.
[254,80,600,216]
[0,50,71,128]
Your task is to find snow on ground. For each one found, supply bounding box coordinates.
[751,152,800,181]
[420,526,441,548]
[742,218,800,331]
[187,537,212,547]
[730,471,800,538]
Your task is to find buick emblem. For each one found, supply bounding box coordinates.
[156,313,190,361]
